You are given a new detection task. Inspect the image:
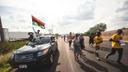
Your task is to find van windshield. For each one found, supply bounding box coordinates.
[28,37,51,46]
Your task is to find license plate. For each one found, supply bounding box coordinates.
[19,65,27,68]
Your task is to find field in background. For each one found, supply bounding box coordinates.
[102,28,128,41]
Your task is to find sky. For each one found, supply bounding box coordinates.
[0,0,128,34]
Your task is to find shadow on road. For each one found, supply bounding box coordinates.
[83,49,95,54]
[84,47,111,54]
[77,60,97,72]
[50,49,60,72]
[15,49,60,72]
[80,55,108,72]
[106,60,128,72]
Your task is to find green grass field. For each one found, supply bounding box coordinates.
[0,40,27,72]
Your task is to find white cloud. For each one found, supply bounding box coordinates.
[0,0,128,34]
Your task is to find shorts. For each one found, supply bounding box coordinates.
[74,47,81,54]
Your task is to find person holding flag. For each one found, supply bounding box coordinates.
[31,15,45,37]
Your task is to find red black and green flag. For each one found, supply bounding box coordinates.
[32,16,45,29]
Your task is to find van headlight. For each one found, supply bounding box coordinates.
[37,49,49,56]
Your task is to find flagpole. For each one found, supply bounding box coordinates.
[31,15,37,36]
[31,15,45,35]
[32,27,36,34]
[51,24,53,34]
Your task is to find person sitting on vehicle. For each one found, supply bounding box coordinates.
[28,32,34,42]
[36,30,40,37]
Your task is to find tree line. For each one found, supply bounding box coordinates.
[84,23,107,36]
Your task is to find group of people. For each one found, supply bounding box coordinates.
[65,32,85,61]
[29,29,124,64]
[28,30,41,42]
[66,29,124,64]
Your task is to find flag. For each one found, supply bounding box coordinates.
[32,15,45,29]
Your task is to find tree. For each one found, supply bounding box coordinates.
[86,23,107,35]
[83,32,88,36]
[96,23,107,32]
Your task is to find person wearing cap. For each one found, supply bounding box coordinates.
[105,29,123,64]
[93,32,103,60]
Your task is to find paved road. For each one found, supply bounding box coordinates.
[11,37,128,72]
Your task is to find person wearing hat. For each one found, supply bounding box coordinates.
[105,29,123,64]
[93,32,103,60]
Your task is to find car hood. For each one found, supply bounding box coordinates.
[14,43,51,54]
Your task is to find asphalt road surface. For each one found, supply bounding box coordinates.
[11,37,128,72]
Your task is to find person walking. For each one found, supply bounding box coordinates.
[89,33,95,47]
[93,32,103,60]
[79,34,86,57]
[73,34,81,61]
[105,29,124,64]
[68,32,73,49]
[79,34,85,50]
[64,35,66,41]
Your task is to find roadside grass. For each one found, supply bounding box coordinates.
[0,52,12,72]
[0,40,27,54]
[0,63,11,72]
[0,40,27,72]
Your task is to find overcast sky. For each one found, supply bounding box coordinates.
[0,0,128,34]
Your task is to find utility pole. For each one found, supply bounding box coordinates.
[51,24,53,34]
[0,16,5,42]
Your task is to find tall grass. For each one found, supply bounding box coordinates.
[0,40,27,72]
[0,40,27,54]
[0,52,12,72]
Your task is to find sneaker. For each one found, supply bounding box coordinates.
[105,54,108,59]
[117,61,122,64]
[96,57,100,61]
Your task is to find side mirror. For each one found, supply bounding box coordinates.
[31,44,35,47]
[50,42,54,45]
[26,42,29,45]
[52,40,55,42]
